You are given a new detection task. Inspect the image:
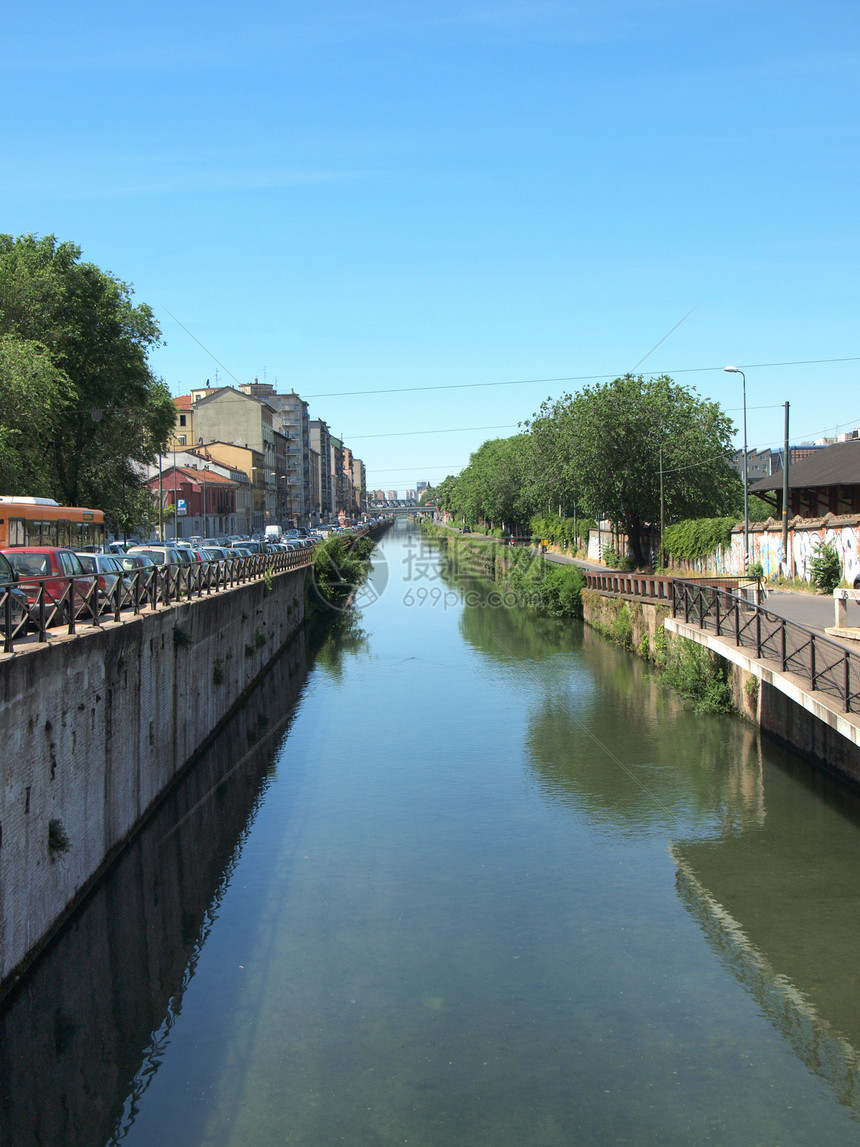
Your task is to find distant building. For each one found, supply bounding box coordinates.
[238,382,311,527]
[310,419,333,523]
[768,444,828,473]
[352,457,367,516]
[145,461,243,539]
[170,395,194,450]
[752,438,860,517]
[730,448,772,484]
[187,441,267,532]
[185,385,278,527]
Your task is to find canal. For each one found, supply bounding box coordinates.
[3,521,860,1145]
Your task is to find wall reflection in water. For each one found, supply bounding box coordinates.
[671,751,860,1116]
[502,607,860,1117]
[0,631,313,1147]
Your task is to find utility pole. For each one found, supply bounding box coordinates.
[782,402,790,577]
[665,447,669,573]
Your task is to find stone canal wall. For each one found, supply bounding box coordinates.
[582,589,860,786]
[0,565,306,991]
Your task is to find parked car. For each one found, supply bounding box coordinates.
[1,547,96,625]
[74,552,134,601]
[0,551,30,636]
[126,545,187,567]
[115,552,158,604]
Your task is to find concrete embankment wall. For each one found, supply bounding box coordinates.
[582,589,860,786]
[0,566,306,991]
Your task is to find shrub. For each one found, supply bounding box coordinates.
[601,545,630,570]
[809,540,842,593]
[613,602,633,647]
[660,638,733,713]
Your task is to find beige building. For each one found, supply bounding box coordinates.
[183,386,278,527]
[188,441,267,533]
[170,396,195,450]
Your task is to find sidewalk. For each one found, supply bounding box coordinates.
[759,589,859,637]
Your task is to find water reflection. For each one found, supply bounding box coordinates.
[522,632,767,838]
[0,632,313,1147]
[456,577,584,663]
[450,563,860,1118]
[671,744,860,1113]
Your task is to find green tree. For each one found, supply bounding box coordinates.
[0,334,71,494]
[530,374,740,568]
[444,434,538,529]
[0,234,175,531]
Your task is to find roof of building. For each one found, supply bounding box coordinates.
[752,438,860,491]
[147,466,239,487]
[188,440,263,459]
[193,385,277,414]
[174,395,193,410]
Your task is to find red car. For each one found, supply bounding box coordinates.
[1,547,97,625]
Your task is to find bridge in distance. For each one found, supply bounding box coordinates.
[367,502,436,516]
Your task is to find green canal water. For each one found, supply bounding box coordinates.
[4,522,860,1145]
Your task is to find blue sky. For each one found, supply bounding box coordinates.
[4,0,858,494]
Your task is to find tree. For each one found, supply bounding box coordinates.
[0,234,175,531]
[441,435,538,529]
[530,375,740,567]
[0,334,71,494]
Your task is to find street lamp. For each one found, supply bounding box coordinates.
[724,365,749,569]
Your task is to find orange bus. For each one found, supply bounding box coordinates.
[0,497,106,550]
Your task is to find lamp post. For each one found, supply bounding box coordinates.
[278,475,288,529]
[157,453,164,542]
[724,366,749,569]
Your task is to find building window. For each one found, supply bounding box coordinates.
[179,414,187,427]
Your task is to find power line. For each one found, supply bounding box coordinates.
[161,306,244,388]
[351,423,516,441]
[303,356,860,400]
[629,305,698,372]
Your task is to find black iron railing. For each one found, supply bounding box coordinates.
[585,572,860,715]
[1,548,312,655]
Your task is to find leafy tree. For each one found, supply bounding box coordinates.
[529,374,740,567]
[0,334,71,494]
[0,234,175,531]
[443,434,538,529]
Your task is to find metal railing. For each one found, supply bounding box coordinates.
[586,572,860,715]
[1,548,312,655]
[586,570,759,602]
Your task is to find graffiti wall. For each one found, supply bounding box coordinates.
[721,517,860,583]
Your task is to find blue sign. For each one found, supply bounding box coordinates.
[177,498,187,516]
